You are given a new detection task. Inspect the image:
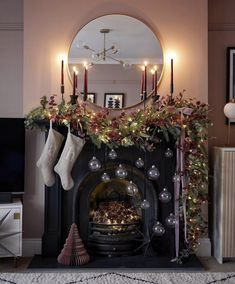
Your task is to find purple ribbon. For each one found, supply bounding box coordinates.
[173,108,191,259]
[174,142,181,258]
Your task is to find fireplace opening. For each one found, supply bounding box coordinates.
[42,142,177,261]
[73,161,159,257]
[87,179,143,256]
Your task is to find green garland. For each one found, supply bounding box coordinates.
[25,93,211,252]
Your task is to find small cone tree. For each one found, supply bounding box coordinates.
[57,223,90,266]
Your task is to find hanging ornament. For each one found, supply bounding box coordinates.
[88,156,101,172]
[126,180,138,196]
[135,157,144,168]
[108,149,117,160]
[165,148,173,158]
[101,172,111,183]
[165,213,177,228]
[140,199,150,209]
[147,165,160,180]
[159,187,172,203]
[172,173,181,183]
[152,221,165,236]
[115,164,128,179]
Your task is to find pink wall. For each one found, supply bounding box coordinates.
[0,0,23,117]
[23,0,208,237]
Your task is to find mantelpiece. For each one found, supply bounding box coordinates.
[25,93,210,264]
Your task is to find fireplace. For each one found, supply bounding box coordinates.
[42,137,176,260]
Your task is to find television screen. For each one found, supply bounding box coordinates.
[0,118,25,193]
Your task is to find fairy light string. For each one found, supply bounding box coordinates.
[25,93,210,252]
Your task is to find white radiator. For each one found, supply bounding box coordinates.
[214,147,235,263]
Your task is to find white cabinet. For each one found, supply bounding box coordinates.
[213,147,235,264]
[0,200,22,257]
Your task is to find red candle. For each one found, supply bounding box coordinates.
[152,71,154,90]
[61,60,64,85]
[170,58,174,94]
[73,71,76,96]
[141,69,144,95]
[144,64,147,94]
[154,69,158,95]
[75,72,78,89]
[84,66,88,101]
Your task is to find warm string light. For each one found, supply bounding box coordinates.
[26,93,210,253]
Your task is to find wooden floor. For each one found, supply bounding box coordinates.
[0,257,235,272]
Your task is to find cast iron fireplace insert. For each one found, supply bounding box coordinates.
[42,136,177,259]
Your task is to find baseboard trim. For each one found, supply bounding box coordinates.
[196,237,211,257]
[22,238,41,257]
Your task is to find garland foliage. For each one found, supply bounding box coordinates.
[25,93,211,252]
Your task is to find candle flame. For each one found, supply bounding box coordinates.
[57,53,67,63]
[154,65,157,71]
[141,66,145,71]
[166,50,177,61]
[73,66,77,72]
[150,69,155,74]
[144,61,148,66]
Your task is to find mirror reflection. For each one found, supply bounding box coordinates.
[68,14,164,109]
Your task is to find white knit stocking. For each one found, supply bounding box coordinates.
[36,121,64,187]
[54,126,85,190]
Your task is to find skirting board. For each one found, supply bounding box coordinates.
[22,238,211,257]
[22,239,42,257]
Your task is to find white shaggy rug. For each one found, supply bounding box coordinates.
[0,272,235,284]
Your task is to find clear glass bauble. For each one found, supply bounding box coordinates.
[115,164,128,179]
[108,149,117,160]
[147,165,160,180]
[172,173,181,183]
[165,148,173,158]
[135,157,144,168]
[165,213,177,228]
[126,180,138,196]
[101,172,111,183]
[159,187,172,203]
[152,221,165,236]
[88,156,101,172]
[140,199,150,209]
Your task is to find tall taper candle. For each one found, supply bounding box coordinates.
[84,66,88,101]
[154,69,158,95]
[144,64,147,93]
[170,58,174,95]
[151,70,155,90]
[141,69,144,95]
[61,60,64,85]
[61,60,64,100]
[144,62,147,100]
[75,71,78,89]
[73,71,76,96]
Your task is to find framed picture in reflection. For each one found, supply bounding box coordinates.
[104,93,124,109]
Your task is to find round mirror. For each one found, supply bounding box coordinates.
[68,14,164,109]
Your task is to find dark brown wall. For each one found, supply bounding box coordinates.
[209,0,235,149]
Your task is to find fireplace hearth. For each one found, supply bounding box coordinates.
[42,136,179,265]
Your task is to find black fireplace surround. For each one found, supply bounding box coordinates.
[42,132,177,259]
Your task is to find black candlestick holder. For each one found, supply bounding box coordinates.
[61,85,65,102]
[70,95,78,105]
[143,91,147,101]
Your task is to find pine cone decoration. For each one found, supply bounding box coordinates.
[92,200,140,224]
